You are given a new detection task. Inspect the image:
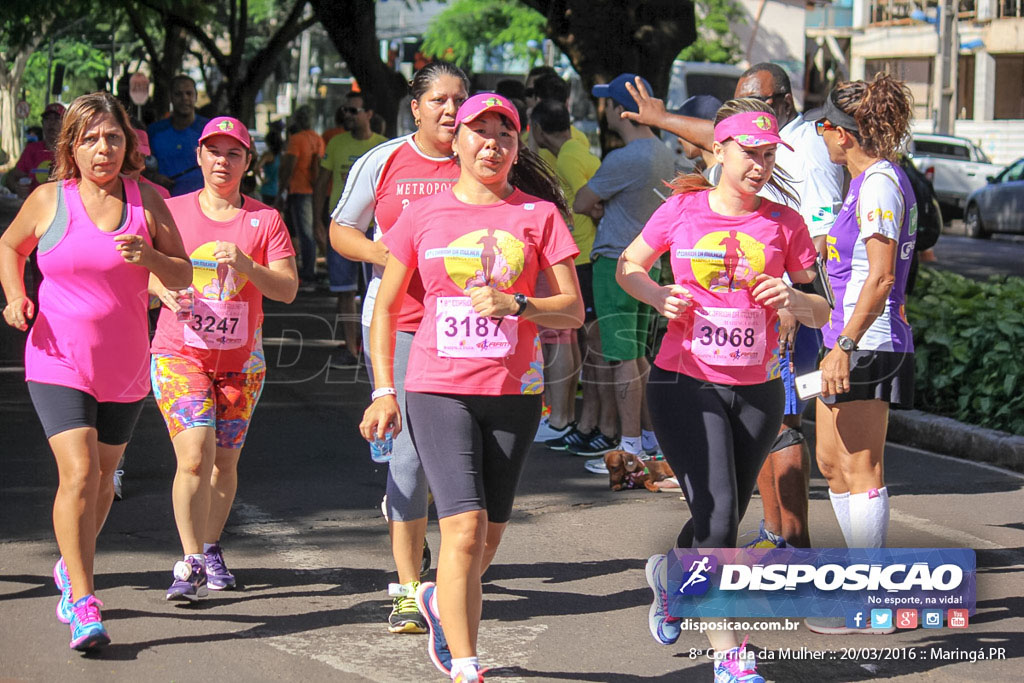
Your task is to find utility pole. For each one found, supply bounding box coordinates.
[935,0,957,134]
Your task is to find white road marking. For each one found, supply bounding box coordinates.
[229,499,544,680]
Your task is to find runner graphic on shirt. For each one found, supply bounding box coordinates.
[683,231,766,292]
[430,228,526,291]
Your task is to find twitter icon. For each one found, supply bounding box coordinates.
[871,609,893,629]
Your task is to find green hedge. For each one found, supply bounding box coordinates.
[906,267,1024,436]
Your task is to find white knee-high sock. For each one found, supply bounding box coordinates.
[828,489,854,547]
[848,487,889,548]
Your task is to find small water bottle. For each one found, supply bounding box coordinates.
[370,429,394,464]
[175,287,194,323]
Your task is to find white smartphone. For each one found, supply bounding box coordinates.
[795,370,823,401]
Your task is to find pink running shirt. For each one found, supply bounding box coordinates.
[384,189,578,396]
[641,190,816,385]
[25,177,152,402]
[151,192,294,373]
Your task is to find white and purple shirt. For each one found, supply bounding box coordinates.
[824,160,916,352]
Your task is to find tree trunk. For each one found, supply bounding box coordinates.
[0,46,41,171]
[310,0,408,138]
[522,0,696,150]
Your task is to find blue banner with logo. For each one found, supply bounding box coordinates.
[667,548,976,619]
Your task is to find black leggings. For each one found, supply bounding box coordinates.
[405,392,542,524]
[647,366,785,549]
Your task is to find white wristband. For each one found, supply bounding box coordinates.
[371,387,397,401]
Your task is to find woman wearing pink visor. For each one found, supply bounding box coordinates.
[361,93,582,682]
[617,99,831,682]
[149,116,298,602]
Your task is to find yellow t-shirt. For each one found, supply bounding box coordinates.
[525,124,590,175]
[321,132,388,208]
[555,138,601,265]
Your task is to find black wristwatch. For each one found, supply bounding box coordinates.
[836,335,858,352]
[513,293,528,316]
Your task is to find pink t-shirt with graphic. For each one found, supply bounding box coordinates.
[384,189,578,396]
[641,190,816,385]
[151,191,294,373]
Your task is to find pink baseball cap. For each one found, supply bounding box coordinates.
[199,116,251,150]
[454,93,521,133]
[133,128,151,156]
[713,111,792,151]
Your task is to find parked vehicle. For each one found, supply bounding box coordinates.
[963,157,1024,238]
[908,133,1003,211]
[665,60,743,110]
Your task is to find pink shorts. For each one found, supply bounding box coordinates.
[151,354,265,449]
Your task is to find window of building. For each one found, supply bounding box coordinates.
[994,54,1024,119]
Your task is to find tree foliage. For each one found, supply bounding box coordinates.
[421,0,547,69]
[677,0,745,64]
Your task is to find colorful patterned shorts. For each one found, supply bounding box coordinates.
[151,354,266,449]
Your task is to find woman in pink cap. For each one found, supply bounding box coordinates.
[0,92,191,651]
[616,99,831,682]
[149,116,298,601]
[360,92,583,683]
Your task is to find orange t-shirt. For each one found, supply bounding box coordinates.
[285,129,325,194]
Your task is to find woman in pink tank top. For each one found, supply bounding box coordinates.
[0,93,191,652]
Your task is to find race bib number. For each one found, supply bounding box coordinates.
[183,299,248,350]
[691,307,765,366]
[436,297,518,358]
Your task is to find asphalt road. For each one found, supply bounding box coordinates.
[2,292,1022,682]
[931,220,1024,280]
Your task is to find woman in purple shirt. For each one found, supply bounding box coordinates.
[804,74,915,633]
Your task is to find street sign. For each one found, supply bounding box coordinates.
[15,100,30,119]
[129,72,150,106]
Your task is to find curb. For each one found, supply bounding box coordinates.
[886,409,1024,473]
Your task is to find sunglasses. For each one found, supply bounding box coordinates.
[748,91,789,104]
[342,107,365,115]
[814,120,838,136]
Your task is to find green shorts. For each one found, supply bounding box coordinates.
[592,255,659,362]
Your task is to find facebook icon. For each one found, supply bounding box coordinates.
[846,610,867,630]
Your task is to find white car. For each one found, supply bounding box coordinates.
[908,133,1003,210]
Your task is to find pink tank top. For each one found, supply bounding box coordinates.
[25,177,152,402]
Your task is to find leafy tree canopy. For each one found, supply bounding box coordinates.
[677,0,745,64]
[421,0,547,68]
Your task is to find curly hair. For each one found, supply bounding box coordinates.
[53,92,143,181]
[832,73,913,161]
[667,97,798,206]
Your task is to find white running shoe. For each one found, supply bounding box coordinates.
[584,457,608,474]
[534,417,572,443]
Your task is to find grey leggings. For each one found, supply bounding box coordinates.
[363,328,428,522]
[647,366,785,549]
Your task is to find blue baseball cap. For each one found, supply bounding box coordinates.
[592,73,652,114]
[675,95,722,121]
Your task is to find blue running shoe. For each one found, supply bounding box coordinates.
[741,520,787,550]
[414,581,452,675]
[165,557,208,601]
[68,595,110,651]
[645,554,682,645]
[54,557,73,624]
[713,637,764,683]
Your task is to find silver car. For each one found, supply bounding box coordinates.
[964,157,1024,238]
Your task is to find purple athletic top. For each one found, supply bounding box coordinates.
[823,160,916,352]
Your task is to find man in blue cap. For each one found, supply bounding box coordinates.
[570,73,675,472]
